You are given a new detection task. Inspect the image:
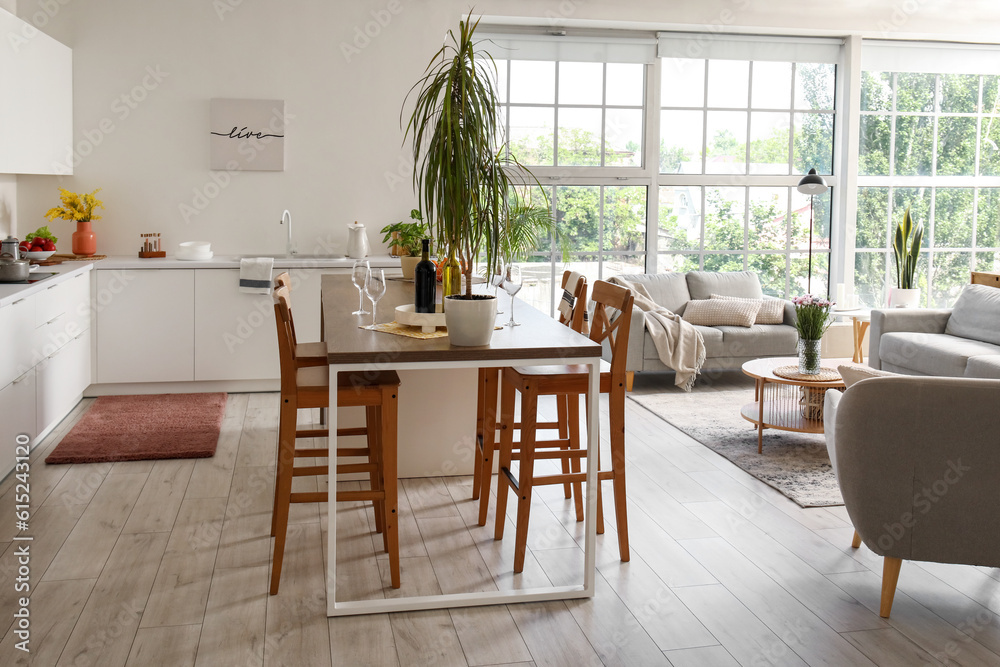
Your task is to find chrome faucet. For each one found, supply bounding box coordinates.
[281,209,296,257]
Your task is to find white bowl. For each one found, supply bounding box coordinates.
[24,250,56,260]
[179,241,211,251]
[176,250,213,261]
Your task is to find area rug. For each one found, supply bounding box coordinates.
[629,390,843,507]
[45,393,227,464]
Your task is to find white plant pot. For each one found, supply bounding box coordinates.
[889,287,921,308]
[444,295,497,346]
[400,255,420,281]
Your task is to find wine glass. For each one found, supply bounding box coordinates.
[490,257,506,314]
[364,269,386,329]
[351,259,370,315]
[502,264,522,327]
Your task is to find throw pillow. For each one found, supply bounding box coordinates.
[837,363,899,388]
[682,298,761,327]
[944,284,1000,346]
[710,293,785,325]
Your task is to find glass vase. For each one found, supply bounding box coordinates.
[797,338,822,375]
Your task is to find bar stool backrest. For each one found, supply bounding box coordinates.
[589,280,635,383]
[558,270,589,334]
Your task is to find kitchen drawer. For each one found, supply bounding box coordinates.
[0,295,34,388]
[36,328,90,436]
[0,369,36,480]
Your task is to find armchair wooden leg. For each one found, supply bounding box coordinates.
[880,557,903,618]
[625,371,634,392]
[270,398,297,595]
[851,530,862,549]
[473,369,487,501]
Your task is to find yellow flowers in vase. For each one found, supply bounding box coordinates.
[45,188,105,222]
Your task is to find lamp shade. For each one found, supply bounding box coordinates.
[797,168,828,194]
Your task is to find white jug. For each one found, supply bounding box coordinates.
[346,222,370,259]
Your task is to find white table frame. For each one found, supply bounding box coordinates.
[325,355,601,616]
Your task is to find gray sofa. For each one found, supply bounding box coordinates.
[612,271,798,375]
[824,375,1000,617]
[869,284,1000,379]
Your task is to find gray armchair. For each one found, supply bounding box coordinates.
[823,375,1000,617]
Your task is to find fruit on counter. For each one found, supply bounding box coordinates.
[25,226,58,245]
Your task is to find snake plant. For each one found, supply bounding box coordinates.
[892,206,924,289]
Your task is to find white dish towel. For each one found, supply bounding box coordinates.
[239,257,273,294]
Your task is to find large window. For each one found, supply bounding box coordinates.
[857,55,1000,307]
[482,34,655,315]
[656,33,839,298]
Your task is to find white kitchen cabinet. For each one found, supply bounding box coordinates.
[33,271,91,362]
[96,269,194,383]
[0,294,34,388]
[36,329,90,436]
[0,369,36,479]
[0,9,73,175]
[193,269,278,381]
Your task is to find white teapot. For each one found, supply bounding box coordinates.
[346,221,370,259]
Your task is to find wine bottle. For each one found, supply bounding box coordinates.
[414,238,436,313]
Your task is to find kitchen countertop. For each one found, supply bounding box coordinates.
[97,254,401,270]
[0,254,402,308]
[0,260,94,308]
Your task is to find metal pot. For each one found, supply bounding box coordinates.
[0,252,30,282]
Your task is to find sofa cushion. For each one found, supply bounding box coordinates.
[711,293,785,324]
[686,271,763,300]
[945,284,1000,346]
[879,332,1000,377]
[837,363,899,388]
[715,324,798,358]
[682,298,761,327]
[966,355,1000,379]
[624,273,691,314]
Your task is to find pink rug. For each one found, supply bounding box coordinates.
[46,393,227,464]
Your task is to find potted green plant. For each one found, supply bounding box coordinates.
[890,206,924,308]
[380,209,429,279]
[404,16,529,345]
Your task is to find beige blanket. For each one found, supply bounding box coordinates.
[608,276,706,392]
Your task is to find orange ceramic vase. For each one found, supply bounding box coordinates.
[72,220,97,256]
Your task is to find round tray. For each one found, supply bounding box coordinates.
[394,303,445,333]
[772,365,842,382]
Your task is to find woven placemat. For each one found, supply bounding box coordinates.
[772,365,842,382]
[52,253,107,261]
[361,322,448,339]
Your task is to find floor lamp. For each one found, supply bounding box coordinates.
[796,168,828,296]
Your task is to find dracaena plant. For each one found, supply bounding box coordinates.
[892,206,924,289]
[403,15,536,297]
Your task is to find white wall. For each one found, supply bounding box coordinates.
[14,0,1000,257]
[0,0,13,239]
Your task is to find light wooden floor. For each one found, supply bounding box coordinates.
[3,371,1000,666]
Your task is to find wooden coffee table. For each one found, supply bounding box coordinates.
[740,357,847,453]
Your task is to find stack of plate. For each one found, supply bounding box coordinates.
[177,241,213,261]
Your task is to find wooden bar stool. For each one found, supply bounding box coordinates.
[274,272,326,367]
[473,271,589,526]
[493,280,634,572]
[270,286,401,595]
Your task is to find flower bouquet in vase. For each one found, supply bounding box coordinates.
[792,294,833,375]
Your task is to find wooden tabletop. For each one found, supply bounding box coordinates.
[321,274,601,365]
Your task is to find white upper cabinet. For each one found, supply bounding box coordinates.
[0,8,73,175]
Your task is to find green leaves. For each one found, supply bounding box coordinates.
[892,205,923,289]
[25,226,58,244]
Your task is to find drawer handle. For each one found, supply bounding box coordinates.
[47,313,65,325]
[12,371,31,384]
[13,298,26,305]
[47,284,58,290]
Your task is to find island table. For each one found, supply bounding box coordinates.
[321,274,603,616]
